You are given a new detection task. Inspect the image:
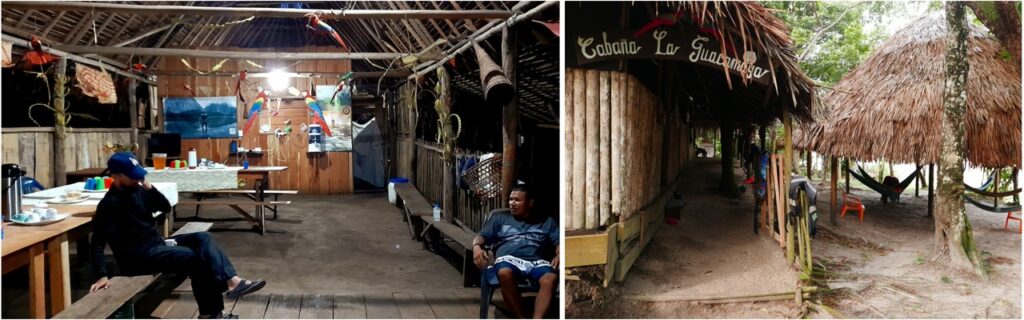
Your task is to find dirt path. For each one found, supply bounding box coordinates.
[812,182,1021,318]
[569,159,804,318]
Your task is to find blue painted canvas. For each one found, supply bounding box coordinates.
[163,96,238,139]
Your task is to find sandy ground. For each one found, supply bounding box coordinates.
[812,181,1021,319]
[569,159,804,318]
[568,159,1022,318]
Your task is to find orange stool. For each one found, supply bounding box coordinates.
[1004,211,1022,233]
[840,194,866,221]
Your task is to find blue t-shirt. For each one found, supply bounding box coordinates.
[479,209,560,261]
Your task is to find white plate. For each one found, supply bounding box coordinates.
[46,197,90,204]
[82,188,109,193]
[11,214,69,226]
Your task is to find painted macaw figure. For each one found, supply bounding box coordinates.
[24,36,57,66]
[242,90,268,135]
[306,13,349,52]
[304,94,333,137]
[633,9,683,38]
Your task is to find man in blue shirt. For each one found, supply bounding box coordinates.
[473,184,559,318]
[88,152,265,319]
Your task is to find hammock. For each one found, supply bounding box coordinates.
[962,171,997,193]
[847,165,923,203]
[964,196,1021,213]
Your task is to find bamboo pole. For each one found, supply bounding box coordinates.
[53,58,68,187]
[42,44,422,60]
[845,159,851,194]
[625,286,818,303]
[500,27,517,203]
[916,162,921,197]
[611,72,622,221]
[928,164,935,217]
[572,69,586,229]
[599,71,611,226]
[585,70,600,229]
[1,34,153,84]
[783,108,794,265]
[565,70,575,230]
[3,1,514,19]
[806,151,812,180]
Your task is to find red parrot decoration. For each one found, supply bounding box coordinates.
[303,94,333,137]
[306,13,349,52]
[23,36,57,66]
[235,70,247,103]
[632,9,683,38]
[242,90,268,135]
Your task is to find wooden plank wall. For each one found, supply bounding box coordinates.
[566,68,678,232]
[157,47,353,194]
[413,139,502,232]
[1,128,132,187]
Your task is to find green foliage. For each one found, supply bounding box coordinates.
[940,275,951,284]
[762,1,899,85]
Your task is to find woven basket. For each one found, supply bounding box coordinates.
[462,154,503,200]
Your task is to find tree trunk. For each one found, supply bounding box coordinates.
[53,58,68,187]
[719,120,737,197]
[500,28,517,204]
[967,1,1022,75]
[934,2,987,278]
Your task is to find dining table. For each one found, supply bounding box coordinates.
[3,182,177,318]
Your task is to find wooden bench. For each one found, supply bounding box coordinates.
[176,200,289,235]
[189,189,298,220]
[54,222,213,319]
[393,183,480,287]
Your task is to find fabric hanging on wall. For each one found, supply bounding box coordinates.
[75,63,117,104]
[352,118,386,188]
[1,41,12,68]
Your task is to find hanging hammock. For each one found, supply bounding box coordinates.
[847,164,923,203]
[964,196,1021,213]
[962,171,997,193]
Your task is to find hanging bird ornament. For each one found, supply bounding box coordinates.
[306,13,349,52]
[242,90,268,135]
[23,36,57,66]
[303,94,334,137]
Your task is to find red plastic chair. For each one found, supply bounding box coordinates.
[1005,211,1022,233]
[840,194,866,222]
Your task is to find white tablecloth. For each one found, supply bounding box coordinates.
[145,167,240,192]
[23,182,179,207]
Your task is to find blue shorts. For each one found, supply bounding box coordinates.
[487,255,555,285]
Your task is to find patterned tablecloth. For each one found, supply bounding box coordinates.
[145,167,241,192]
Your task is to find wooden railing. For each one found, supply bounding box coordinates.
[414,139,503,232]
[1,127,135,187]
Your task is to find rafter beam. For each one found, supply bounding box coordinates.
[2,33,155,84]
[49,44,429,60]
[3,2,513,20]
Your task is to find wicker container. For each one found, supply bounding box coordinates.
[462,153,503,200]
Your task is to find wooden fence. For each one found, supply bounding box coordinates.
[1,127,135,187]
[414,139,502,232]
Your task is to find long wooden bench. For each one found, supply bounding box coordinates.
[54,222,213,319]
[175,200,289,235]
[188,189,298,220]
[393,183,480,287]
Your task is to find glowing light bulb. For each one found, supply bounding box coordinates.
[268,69,289,92]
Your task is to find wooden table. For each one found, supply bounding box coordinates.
[3,205,95,318]
[238,166,288,190]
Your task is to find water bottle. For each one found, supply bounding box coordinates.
[432,204,441,222]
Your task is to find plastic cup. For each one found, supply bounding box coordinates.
[153,153,167,170]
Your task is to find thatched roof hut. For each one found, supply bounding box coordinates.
[795,13,1021,168]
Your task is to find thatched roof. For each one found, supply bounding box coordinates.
[675,1,817,121]
[795,13,1021,168]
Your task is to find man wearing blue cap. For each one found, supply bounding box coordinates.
[88,152,266,319]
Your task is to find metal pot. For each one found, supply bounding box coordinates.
[2,164,25,221]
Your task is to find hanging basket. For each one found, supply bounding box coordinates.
[462,154,503,200]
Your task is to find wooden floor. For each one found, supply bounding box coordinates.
[152,283,491,319]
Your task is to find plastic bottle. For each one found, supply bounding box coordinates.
[187,148,198,169]
[387,177,409,205]
[432,203,441,222]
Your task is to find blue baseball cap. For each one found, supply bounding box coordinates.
[106,152,147,180]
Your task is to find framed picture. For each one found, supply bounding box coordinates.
[163,96,238,139]
[314,85,353,151]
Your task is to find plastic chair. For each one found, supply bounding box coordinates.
[1004,211,1022,233]
[479,264,542,318]
[21,177,46,193]
[840,193,865,221]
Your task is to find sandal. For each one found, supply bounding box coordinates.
[198,312,239,319]
[226,279,266,300]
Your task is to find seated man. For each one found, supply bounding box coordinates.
[881,175,902,203]
[89,152,266,319]
[472,184,559,319]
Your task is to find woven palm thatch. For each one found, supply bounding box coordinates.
[674,1,817,120]
[795,13,1021,168]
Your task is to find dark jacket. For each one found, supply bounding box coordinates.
[91,185,171,278]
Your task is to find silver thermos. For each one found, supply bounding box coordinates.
[2,164,25,221]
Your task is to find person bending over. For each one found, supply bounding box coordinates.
[89,152,266,319]
[472,184,559,318]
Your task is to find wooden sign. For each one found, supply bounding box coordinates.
[573,28,773,86]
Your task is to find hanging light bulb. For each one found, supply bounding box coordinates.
[268,69,290,92]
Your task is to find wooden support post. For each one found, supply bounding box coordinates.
[928,164,935,217]
[844,159,851,194]
[572,70,586,229]
[47,234,71,314]
[53,57,68,187]
[500,28,517,203]
[805,151,812,180]
[565,70,575,230]
[599,71,611,226]
[128,78,139,158]
[915,162,920,197]
[831,157,838,226]
[783,108,794,266]
[994,168,1002,208]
